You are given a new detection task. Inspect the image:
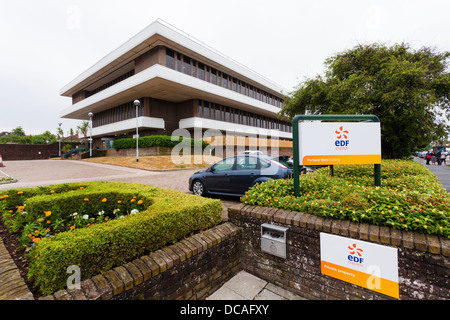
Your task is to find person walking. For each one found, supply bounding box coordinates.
[431,151,437,165]
[426,151,431,165]
[436,150,442,165]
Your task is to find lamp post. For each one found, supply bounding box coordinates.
[134,100,140,162]
[88,112,93,158]
[58,123,62,157]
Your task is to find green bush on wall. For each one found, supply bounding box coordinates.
[113,135,209,151]
[241,160,450,238]
[0,181,222,295]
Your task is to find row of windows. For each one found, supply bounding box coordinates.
[166,49,285,109]
[92,101,143,127]
[87,70,135,98]
[198,100,292,133]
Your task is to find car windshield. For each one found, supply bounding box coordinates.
[275,157,294,169]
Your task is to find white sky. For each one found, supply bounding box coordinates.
[1,0,450,135]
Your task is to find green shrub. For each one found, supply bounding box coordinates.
[0,181,222,295]
[241,160,449,238]
[113,135,209,151]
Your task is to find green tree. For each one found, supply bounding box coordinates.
[77,121,90,149]
[280,43,450,159]
[11,126,25,136]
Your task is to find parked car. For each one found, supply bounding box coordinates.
[189,154,293,197]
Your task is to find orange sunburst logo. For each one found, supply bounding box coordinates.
[335,126,349,139]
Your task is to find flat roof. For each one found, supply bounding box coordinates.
[60,19,286,97]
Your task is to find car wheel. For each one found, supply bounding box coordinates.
[192,180,206,196]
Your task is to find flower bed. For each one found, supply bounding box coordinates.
[241,160,449,238]
[0,181,222,295]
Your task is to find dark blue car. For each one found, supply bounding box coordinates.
[189,154,293,197]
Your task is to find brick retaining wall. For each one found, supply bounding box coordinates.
[228,203,449,300]
[39,222,241,300]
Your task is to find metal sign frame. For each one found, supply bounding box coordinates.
[292,114,381,197]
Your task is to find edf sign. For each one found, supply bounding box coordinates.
[298,121,381,166]
[292,115,382,197]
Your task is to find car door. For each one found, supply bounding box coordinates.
[204,156,236,193]
[230,155,260,194]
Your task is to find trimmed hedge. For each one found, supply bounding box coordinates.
[113,135,209,151]
[0,181,222,295]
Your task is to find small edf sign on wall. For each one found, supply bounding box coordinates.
[298,122,381,166]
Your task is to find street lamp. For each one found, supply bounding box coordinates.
[88,112,93,158]
[58,123,62,157]
[134,100,140,162]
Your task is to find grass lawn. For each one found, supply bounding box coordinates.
[83,155,222,170]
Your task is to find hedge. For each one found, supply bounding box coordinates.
[0,181,222,295]
[241,160,450,238]
[113,135,209,151]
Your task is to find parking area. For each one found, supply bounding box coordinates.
[0,159,240,220]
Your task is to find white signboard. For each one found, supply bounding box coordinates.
[320,233,399,299]
[298,122,381,165]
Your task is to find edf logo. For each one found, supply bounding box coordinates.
[335,126,350,149]
[348,243,364,265]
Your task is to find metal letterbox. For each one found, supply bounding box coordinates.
[261,223,288,259]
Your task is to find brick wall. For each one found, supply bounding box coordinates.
[228,203,449,300]
[0,143,81,161]
[39,222,242,300]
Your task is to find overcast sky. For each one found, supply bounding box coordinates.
[1,0,450,135]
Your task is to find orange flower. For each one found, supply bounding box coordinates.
[44,211,51,217]
[46,220,51,224]
[17,191,23,195]
[45,229,50,233]
[137,200,143,205]
[117,200,122,204]
[102,198,107,202]
[33,238,41,243]
[27,234,32,238]
[50,190,55,194]
[17,206,25,210]
[130,199,136,203]
[79,187,84,189]
[70,226,75,230]
[34,230,40,234]
[84,198,89,201]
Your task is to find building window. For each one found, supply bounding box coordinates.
[198,62,205,80]
[211,68,217,85]
[198,102,202,118]
[166,49,175,69]
[222,73,228,89]
[183,57,191,75]
[192,60,197,77]
[177,53,182,72]
[204,101,210,119]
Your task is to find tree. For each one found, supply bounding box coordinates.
[77,121,90,149]
[280,43,450,159]
[11,126,25,136]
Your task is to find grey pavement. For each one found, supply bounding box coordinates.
[413,156,450,192]
[0,159,302,300]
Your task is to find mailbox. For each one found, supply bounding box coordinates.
[261,223,288,259]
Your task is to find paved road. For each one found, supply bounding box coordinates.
[0,159,239,220]
[414,156,450,192]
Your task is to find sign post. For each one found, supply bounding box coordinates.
[293,115,381,197]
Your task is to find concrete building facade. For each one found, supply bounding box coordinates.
[60,19,292,150]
